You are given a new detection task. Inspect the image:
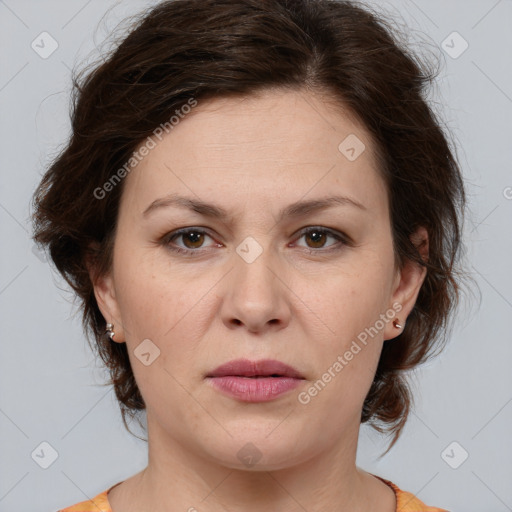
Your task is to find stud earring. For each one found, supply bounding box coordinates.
[106,322,115,340]
[393,319,403,329]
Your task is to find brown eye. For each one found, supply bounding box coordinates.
[181,230,205,249]
[164,228,219,254]
[304,229,328,248]
[294,227,348,252]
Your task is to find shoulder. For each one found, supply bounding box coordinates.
[56,481,120,512]
[373,474,450,512]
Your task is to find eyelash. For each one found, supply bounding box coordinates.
[161,226,350,256]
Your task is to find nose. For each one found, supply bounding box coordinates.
[219,242,292,334]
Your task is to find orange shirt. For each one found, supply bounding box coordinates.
[57,475,449,511]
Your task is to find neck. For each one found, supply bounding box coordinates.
[109,413,395,512]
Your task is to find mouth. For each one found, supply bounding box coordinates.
[206,358,305,379]
[205,359,305,402]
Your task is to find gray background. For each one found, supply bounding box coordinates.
[1,0,511,511]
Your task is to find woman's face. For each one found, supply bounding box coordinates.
[93,89,426,470]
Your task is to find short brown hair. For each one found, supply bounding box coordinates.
[31,0,466,451]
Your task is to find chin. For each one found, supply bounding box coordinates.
[201,431,313,472]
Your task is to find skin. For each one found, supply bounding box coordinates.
[91,88,428,512]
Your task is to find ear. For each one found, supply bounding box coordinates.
[384,226,429,341]
[85,244,126,344]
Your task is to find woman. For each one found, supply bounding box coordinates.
[32,0,465,510]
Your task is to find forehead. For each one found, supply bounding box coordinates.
[120,88,387,218]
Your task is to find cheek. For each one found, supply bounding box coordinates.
[294,252,392,401]
[113,245,195,338]
[114,263,212,415]
[298,250,393,337]
[296,276,386,429]
[114,254,220,380]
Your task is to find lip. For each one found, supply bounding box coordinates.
[207,358,304,379]
[206,359,305,403]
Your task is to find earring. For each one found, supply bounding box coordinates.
[106,322,115,340]
[393,319,403,329]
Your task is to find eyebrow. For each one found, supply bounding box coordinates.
[142,193,367,221]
